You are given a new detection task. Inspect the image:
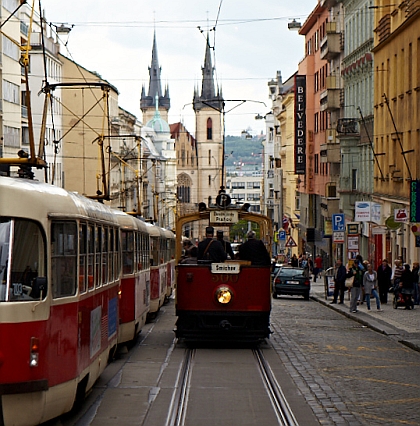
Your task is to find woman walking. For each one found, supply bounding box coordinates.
[348,258,365,313]
[363,264,382,311]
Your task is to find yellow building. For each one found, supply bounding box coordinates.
[373,2,420,263]
[59,55,119,199]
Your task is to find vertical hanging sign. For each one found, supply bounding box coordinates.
[294,75,306,175]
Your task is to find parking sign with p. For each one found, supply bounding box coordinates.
[332,213,345,232]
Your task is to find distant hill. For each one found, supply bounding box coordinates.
[224,135,265,168]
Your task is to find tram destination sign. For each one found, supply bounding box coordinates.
[210,210,238,224]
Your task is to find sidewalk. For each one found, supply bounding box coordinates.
[310,275,420,352]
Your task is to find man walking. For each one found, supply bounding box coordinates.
[377,259,392,304]
[331,258,347,304]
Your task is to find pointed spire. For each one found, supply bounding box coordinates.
[193,32,223,111]
[141,30,170,113]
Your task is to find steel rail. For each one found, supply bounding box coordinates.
[166,348,195,426]
[253,348,299,426]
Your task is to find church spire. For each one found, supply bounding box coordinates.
[193,33,223,111]
[140,30,170,113]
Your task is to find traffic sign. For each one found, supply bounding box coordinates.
[333,231,345,243]
[332,213,345,232]
[278,230,286,241]
[285,236,297,247]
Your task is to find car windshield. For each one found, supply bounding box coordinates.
[280,268,304,277]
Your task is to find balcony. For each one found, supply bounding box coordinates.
[320,76,343,111]
[320,195,340,217]
[320,22,343,60]
[320,129,340,164]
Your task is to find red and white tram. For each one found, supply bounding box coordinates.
[116,211,150,345]
[145,223,175,317]
[163,228,176,300]
[0,176,120,425]
[0,176,176,425]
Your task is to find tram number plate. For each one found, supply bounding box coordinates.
[211,263,240,274]
[287,281,299,284]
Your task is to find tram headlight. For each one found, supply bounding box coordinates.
[215,287,233,304]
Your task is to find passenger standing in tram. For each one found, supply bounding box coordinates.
[238,230,271,266]
[216,230,234,260]
[197,227,227,263]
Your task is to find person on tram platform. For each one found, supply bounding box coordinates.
[197,227,227,263]
[238,230,271,266]
[216,230,234,260]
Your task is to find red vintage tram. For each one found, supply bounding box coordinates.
[0,176,175,426]
[175,202,273,342]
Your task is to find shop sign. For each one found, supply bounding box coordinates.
[294,75,306,175]
[410,180,420,222]
[394,208,408,223]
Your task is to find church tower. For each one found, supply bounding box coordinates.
[140,31,170,124]
[193,34,224,205]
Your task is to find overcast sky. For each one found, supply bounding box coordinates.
[40,1,317,136]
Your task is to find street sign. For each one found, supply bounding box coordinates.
[278,230,286,241]
[333,231,345,243]
[285,236,297,247]
[332,213,345,232]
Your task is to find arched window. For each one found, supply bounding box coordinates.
[207,117,213,140]
[177,174,192,203]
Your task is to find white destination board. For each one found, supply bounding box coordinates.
[211,263,240,274]
[210,211,238,224]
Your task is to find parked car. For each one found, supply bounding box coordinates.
[272,266,311,300]
[271,263,284,283]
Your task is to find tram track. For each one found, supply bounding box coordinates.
[253,348,299,426]
[164,346,298,426]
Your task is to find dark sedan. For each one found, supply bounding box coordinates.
[273,266,311,300]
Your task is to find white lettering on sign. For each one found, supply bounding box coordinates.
[210,211,238,224]
[211,263,240,274]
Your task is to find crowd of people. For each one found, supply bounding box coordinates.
[180,226,271,266]
[331,255,420,312]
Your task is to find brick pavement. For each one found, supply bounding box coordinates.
[310,274,420,352]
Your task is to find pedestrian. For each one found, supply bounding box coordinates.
[299,254,310,277]
[399,263,414,309]
[377,258,392,304]
[315,253,323,281]
[238,230,271,266]
[291,253,299,267]
[391,259,404,291]
[331,258,346,304]
[412,261,420,305]
[363,264,382,311]
[197,226,227,263]
[216,230,234,260]
[348,258,365,313]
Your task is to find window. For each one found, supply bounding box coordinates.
[51,221,77,298]
[79,223,87,293]
[352,169,358,190]
[2,35,19,60]
[4,126,20,148]
[314,154,319,174]
[207,118,213,140]
[3,80,20,104]
[122,231,134,275]
[0,219,46,302]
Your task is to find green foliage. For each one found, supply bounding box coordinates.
[225,135,264,167]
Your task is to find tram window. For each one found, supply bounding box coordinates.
[114,229,120,280]
[87,225,94,290]
[102,227,108,284]
[151,237,159,266]
[109,228,114,281]
[51,221,77,298]
[135,232,140,271]
[95,225,102,288]
[122,230,134,275]
[0,219,46,302]
[144,234,150,270]
[79,223,87,293]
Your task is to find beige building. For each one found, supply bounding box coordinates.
[59,55,119,199]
